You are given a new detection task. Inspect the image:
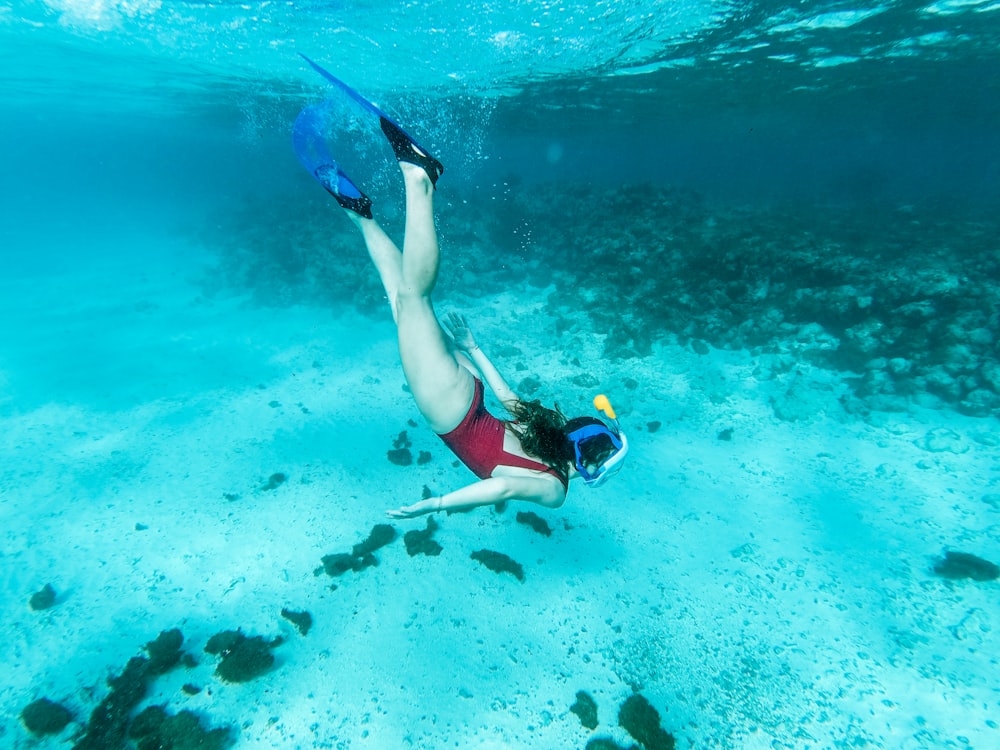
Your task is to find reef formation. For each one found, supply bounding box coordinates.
[205,182,1000,419]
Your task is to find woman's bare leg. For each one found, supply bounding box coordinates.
[394,164,474,433]
[348,164,473,433]
[347,214,403,322]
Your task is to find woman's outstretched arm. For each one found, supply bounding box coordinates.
[386,475,565,519]
[443,312,518,411]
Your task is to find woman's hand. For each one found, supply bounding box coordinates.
[443,312,478,352]
[386,497,441,519]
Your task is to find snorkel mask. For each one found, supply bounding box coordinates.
[567,394,630,488]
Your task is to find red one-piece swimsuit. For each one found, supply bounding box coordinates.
[437,379,567,490]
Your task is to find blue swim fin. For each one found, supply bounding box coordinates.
[292,102,373,218]
[299,54,443,186]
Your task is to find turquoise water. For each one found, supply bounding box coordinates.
[3,2,1000,749]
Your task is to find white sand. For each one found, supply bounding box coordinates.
[2,232,998,750]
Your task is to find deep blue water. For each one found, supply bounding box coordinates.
[3,0,999,261]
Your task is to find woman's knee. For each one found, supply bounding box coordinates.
[394,287,432,314]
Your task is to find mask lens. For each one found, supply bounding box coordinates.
[569,425,622,481]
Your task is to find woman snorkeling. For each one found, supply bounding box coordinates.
[293,59,628,518]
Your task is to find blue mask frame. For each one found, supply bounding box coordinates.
[567,423,625,483]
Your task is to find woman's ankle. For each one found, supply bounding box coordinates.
[401,162,434,191]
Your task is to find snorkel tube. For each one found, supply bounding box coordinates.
[593,394,617,421]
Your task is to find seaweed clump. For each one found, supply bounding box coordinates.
[129,705,231,750]
[585,740,638,750]
[933,550,1000,581]
[21,698,73,736]
[261,472,287,491]
[353,524,397,557]
[74,656,153,750]
[145,628,185,675]
[281,608,313,636]
[470,549,525,581]
[69,628,198,749]
[570,690,599,729]
[204,630,279,683]
[516,510,552,537]
[30,583,57,610]
[320,524,398,577]
[618,694,675,750]
[404,516,443,556]
[388,430,413,466]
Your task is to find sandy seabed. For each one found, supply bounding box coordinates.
[1,232,998,750]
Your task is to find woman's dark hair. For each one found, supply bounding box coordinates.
[563,416,618,467]
[507,399,574,484]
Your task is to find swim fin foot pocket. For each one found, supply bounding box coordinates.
[295,55,443,204]
[316,164,374,219]
[379,117,444,187]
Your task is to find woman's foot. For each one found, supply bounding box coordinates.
[400,161,435,195]
[379,117,444,187]
[315,164,373,219]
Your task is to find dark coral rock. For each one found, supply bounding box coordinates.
[227,641,274,683]
[145,629,184,675]
[209,632,275,683]
[933,550,1000,581]
[204,630,243,656]
[387,429,417,463]
[470,549,524,581]
[281,608,313,636]
[387,448,413,465]
[353,552,378,572]
[181,683,202,695]
[261,472,287,490]
[518,375,542,395]
[404,516,443,557]
[321,524,397,577]
[586,739,638,750]
[128,705,167,738]
[30,583,57,610]
[130,706,231,750]
[352,524,397,557]
[165,712,230,750]
[618,694,675,750]
[516,511,552,537]
[21,698,73,735]
[646,421,661,433]
[570,690,599,729]
[75,656,151,750]
[717,427,734,441]
[321,552,360,576]
[417,450,432,465]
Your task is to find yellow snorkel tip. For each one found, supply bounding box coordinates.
[593,394,616,420]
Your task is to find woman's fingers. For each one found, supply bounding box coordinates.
[386,504,421,519]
